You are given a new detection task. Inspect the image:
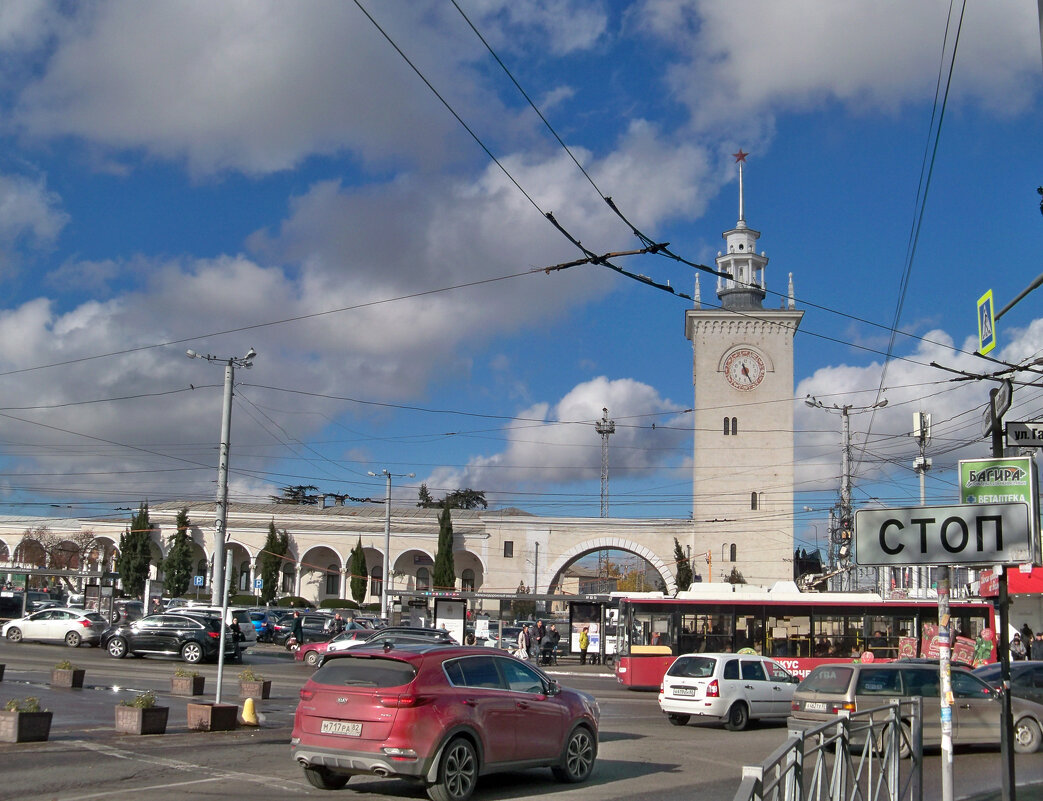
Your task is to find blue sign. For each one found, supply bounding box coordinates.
[253,578,263,589]
[193,575,204,587]
[978,289,996,355]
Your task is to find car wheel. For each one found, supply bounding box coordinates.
[426,737,478,801]
[552,726,596,783]
[305,650,321,667]
[667,713,690,726]
[302,765,350,790]
[897,721,912,759]
[5,627,22,643]
[1015,718,1042,754]
[65,630,82,647]
[107,636,127,659]
[181,642,203,664]
[724,702,749,731]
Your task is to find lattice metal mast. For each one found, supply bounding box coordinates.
[595,407,615,517]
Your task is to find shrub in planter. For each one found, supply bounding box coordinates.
[51,659,85,689]
[186,701,238,732]
[115,691,169,735]
[238,668,272,700]
[171,666,205,696]
[0,697,52,743]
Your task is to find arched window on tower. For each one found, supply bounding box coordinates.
[723,417,730,435]
[730,543,737,562]
[370,566,382,598]
[461,569,475,592]
[732,417,738,434]
[751,491,758,510]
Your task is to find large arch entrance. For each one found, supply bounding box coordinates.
[546,538,677,597]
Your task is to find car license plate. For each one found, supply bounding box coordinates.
[804,702,827,712]
[321,720,362,737]
[673,687,698,697]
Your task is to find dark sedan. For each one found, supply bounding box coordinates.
[273,612,333,646]
[976,660,1043,706]
[101,613,236,663]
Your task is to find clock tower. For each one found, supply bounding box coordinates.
[684,151,803,586]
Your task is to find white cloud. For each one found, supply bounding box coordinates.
[0,172,68,273]
[422,375,687,495]
[637,0,1042,129]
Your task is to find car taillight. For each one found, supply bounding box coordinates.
[377,694,421,708]
[705,679,720,698]
[299,688,314,701]
[658,683,664,694]
[792,701,799,711]
[80,620,92,628]
[207,631,220,639]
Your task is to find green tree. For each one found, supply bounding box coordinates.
[417,483,435,507]
[418,486,487,510]
[258,520,290,604]
[673,538,692,593]
[163,507,194,597]
[269,485,321,505]
[432,504,456,590]
[349,537,368,605]
[726,567,747,585]
[511,582,535,622]
[116,503,153,597]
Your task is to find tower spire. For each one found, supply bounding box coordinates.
[733,148,748,226]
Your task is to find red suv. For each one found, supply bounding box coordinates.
[290,643,599,801]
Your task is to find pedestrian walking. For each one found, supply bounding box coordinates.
[516,624,531,660]
[290,610,304,650]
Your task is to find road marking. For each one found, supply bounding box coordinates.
[56,776,221,800]
[61,740,304,796]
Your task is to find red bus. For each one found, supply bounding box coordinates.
[613,586,997,690]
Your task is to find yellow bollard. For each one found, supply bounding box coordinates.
[241,696,259,726]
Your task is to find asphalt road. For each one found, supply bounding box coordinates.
[0,640,1040,801]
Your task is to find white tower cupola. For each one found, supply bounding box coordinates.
[716,149,767,310]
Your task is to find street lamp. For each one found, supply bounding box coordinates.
[368,469,414,621]
[186,347,254,705]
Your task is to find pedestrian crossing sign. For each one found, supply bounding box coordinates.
[978,289,996,355]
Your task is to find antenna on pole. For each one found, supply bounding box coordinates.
[594,407,616,592]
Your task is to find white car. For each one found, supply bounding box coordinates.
[657,652,799,730]
[2,607,108,647]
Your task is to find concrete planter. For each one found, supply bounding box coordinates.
[0,710,52,743]
[239,679,271,700]
[115,705,169,735]
[171,675,205,696]
[50,668,85,689]
[186,702,238,732]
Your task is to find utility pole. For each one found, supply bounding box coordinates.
[806,395,887,594]
[368,469,414,623]
[913,411,932,595]
[595,407,615,591]
[186,347,256,606]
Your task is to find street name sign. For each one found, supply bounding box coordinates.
[1006,421,1043,448]
[854,502,1032,566]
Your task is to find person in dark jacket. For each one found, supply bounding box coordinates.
[290,610,304,650]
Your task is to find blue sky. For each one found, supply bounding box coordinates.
[0,1,1041,556]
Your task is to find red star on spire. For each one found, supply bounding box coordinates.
[732,149,748,163]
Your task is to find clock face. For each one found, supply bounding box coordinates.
[724,349,765,390]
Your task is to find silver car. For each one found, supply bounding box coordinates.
[2,607,108,647]
[788,660,1043,755]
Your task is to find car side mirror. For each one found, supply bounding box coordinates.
[545,680,562,696]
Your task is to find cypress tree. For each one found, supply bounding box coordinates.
[258,520,289,604]
[163,507,194,598]
[673,538,693,592]
[432,504,456,590]
[349,537,368,604]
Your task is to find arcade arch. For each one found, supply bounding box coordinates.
[545,538,677,596]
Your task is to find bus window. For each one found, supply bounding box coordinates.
[766,612,811,657]
[735,614,763,654]
[630,611,673,652]
[814,614,862,657]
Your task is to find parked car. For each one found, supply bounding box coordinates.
[180,605,258,650]
[2,607,108,647]
[789,660,1043,756]
[304,627,456,666]
[976,660,1043,706]
[290,643,599,800]
[657,652,798,730]
[274,612,333,647]
[108,599,145,624]
[293,622,389,666]
[482,626,522,650]
[248,609,276,642]
[101,613,237,664]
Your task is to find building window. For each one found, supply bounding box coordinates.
[282,570,294,593]
[730,543,737,562]
[239,561,250,591]
[731,417,738,434]
[723,417,729,435]
[461,569,475,592]
[416,568,430,591]
[724,417,738,435]
[504,541,514,558]
[325,564,340,596]
[751,491,758,510]
[370,566,382,598]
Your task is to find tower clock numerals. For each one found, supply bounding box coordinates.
[724,349,765,390]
